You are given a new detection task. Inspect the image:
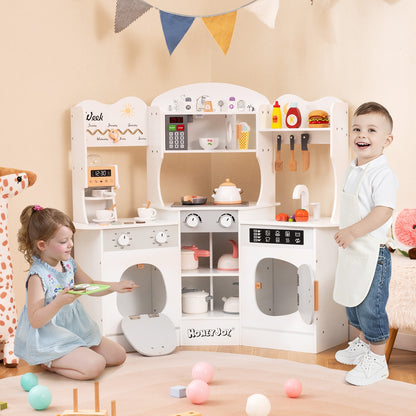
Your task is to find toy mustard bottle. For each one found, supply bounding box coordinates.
[271,100,282,129]
[286,103,302,128]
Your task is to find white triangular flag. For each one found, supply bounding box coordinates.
[246,0,280,29]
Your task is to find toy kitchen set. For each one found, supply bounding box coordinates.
[70,83,349,356]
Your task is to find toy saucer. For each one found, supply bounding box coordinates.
[92,218,115,224]
[134,217,156,223]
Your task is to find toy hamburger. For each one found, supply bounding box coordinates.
[308,110,329,128]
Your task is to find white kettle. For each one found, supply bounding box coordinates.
[217,240,239,271]
[212,178,242,205]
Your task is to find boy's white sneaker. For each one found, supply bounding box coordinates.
[335,337,370,365]
[345,351,389,386]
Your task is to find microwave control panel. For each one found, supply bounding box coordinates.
[249,228,304,245]
[165,115,188,150]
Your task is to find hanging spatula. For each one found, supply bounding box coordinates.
[275,135,283,171]
[289,135,297,172]
[301,133,310,172]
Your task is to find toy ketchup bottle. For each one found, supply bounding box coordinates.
[271,100,282,129]
[286,103,302,128]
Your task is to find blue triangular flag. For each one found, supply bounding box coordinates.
[159,11,195,55]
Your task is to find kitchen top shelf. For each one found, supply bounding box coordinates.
[164,149,256,154]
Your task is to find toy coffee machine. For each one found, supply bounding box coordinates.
[74,153,120,224]
[71,96,147,225]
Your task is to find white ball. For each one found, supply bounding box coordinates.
[245,393,271,416]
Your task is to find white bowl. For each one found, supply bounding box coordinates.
[199,137,219,150]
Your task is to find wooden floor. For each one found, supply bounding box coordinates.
[1,343,415,384]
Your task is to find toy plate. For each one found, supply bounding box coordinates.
[67,284,110,295]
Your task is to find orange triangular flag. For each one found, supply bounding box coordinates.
[202,11,237,54]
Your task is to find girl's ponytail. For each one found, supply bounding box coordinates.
[17,205,36,264]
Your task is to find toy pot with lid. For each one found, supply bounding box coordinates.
[182,290,213,314]
[222,296,239,314]
[181,245,210,270]
[217,240,239,271]
[212,178,242,204]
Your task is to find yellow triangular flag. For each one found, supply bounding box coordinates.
[202,11,237,54]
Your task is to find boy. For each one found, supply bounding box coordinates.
[333,102,398,386]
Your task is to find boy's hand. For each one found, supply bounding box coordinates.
[334,227,355,249]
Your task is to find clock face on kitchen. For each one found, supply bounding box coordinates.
[87,166,116,187]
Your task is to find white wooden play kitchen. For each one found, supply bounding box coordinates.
[71,83,349,355]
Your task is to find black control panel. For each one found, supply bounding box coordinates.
[165,115,188,150]
[249,228,304,245]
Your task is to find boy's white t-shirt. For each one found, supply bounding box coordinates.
[343,154,398,241]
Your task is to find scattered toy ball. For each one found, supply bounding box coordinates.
[20,372,39,392]
[28,385,52,410]
[186,379,209,404]
[191,361,214,384]
[245,393,271,416]
[284,378,302,398]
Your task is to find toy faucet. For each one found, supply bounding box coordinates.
[292,184,309,211]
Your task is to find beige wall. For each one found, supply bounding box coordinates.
[2,0,414,313]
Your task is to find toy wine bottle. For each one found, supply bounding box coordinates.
[286,103,301,128]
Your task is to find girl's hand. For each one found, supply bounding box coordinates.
[111,280,140,293]
[55,287,81,305]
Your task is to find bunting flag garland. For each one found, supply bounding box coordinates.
[159,12,195,55]
[115,0,151,33]
[202,12,237,55]
[114,0,280,54]
[245,0,280,29]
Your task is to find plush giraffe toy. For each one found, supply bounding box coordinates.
[0,167,36,367]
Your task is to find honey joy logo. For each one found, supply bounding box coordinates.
[187,327,234,338]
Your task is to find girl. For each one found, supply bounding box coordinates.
[15,205,139,380]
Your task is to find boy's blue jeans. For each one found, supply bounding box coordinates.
[346,245,391,344]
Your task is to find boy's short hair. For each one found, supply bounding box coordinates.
[353,102,393,133]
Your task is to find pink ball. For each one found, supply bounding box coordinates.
[186,379,210,404]
[284,378,302,398]
[191,361,214,384]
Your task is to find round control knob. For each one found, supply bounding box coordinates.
[185,213,200,228]
[117,233,130,247]
[155,231,168,244]
[219,213,234,228]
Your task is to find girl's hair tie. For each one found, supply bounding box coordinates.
[33,205,43,211]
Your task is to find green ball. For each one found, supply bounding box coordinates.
[28,385,52,410]
[20,373,38,392]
